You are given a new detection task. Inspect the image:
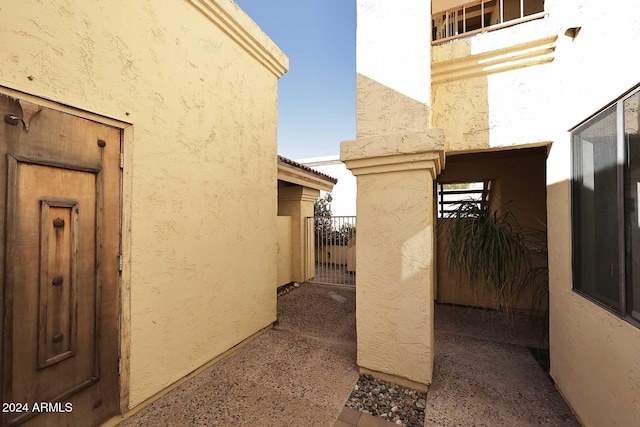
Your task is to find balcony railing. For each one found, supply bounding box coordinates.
[432,0,545,45]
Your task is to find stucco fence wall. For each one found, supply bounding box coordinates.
[276,216,293,286]
[315,244,349,265]
[315,240,356,272]
[316,244,348,265]
[0,0,288,409]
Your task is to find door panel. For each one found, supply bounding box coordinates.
[0,95,121,426]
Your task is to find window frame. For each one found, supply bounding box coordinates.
[436,180,491,219]
[570,82,640,329]
[431,0,546,45]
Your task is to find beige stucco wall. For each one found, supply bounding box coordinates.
[353,168,436,385]
[342,130,444,387]
[437,148,547,312]
[0,0,288,407]
[432,18,558,153]
[276,216,293,287]
[548,140,640,426]
[277,185,319,283]
[356,0,431,138]
[347,238,356,272]
[316,245,349,265]
[544,1,640,425]
[352,0,640,423]
[429,0,640,424]
[351,0,441,388]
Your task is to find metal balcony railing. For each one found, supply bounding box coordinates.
[432,0,545,45]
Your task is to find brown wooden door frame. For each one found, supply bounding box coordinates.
[0,87,131,425]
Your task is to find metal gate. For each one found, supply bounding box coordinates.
[306,216,356,286]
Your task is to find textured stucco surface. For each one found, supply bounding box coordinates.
[355,169,435,385]
[356,0,431,138]
[428,1,640,422]
[0,0,287,407]
[355,0,640,424]
[115,284,359,426]
[432,19,558,153]
[548,136,640,425]
[276,216,292,287]
[429,0,640,423]
[548,141,640,426]
[356,74,430,139]
[349,0,440,388]
[356,0,431,106]
[437,148,548,312]
[342,129,445,163]
[277,186,319,283]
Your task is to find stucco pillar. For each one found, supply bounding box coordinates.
[277,186,319,283]
[341,129,445,388]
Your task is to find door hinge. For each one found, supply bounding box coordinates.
[118,253,123,272]
[120,153,125,169]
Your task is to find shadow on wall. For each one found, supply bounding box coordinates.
[436,146,548,313]
[432,39,490,152]
[355,74,430,138]
[346,70,440,382]
[354,168,436,384]
[431,29,557,152]
[547,173,640,427]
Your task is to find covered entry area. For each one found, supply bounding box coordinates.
[426,145,575,424]
[339,136,579,424]
[339,129,551,385]
[435,145,549,319]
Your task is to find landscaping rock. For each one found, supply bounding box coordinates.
[344,374,426,427]
[276,282,301,297]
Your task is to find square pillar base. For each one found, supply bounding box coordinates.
[341,129,445,386]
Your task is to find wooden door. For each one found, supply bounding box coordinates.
[0,94,121,426]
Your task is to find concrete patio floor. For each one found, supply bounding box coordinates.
[428,304,580,426]
[115,284,359,426]
[113,285,579,427]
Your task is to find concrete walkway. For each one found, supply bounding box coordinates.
[426,304,580,426]
[115,285,579,427]
[117,284,358,426]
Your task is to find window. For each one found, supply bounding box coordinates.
[432,0,545,44]
[572,84,640,324]
[437,181,491,218]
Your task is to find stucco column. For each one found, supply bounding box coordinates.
[278,186,319,283]
[341,129,445,388]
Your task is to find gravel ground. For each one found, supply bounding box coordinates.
[276,281,300,296]
[345,374,426,427]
